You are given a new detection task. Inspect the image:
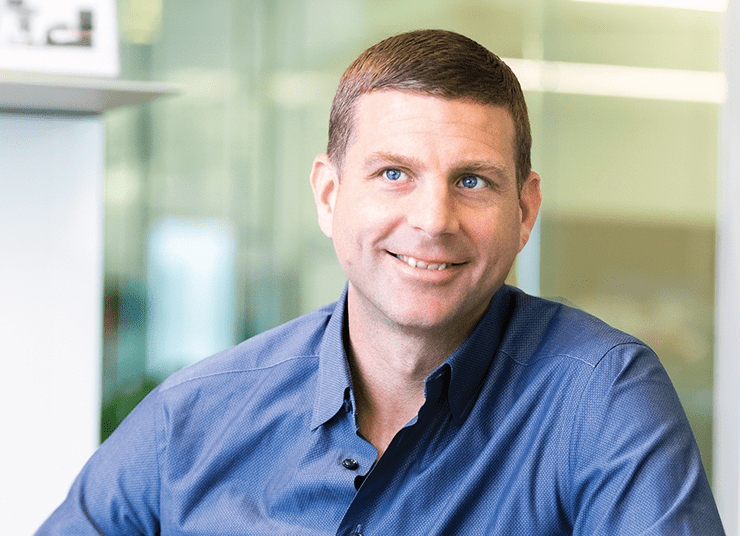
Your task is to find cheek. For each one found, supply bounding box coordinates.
[333,194,395,242]
[330,199,368,266]
[474,212,521,258]
[330,216,353,266]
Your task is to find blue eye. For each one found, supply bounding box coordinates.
[383,168,404,181]
[460,175,484,189]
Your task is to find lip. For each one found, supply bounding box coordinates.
[388,251,464,272]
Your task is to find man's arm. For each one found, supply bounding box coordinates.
[36,388,162,536]
[567,342,724,535]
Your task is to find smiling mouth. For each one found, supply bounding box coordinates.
[390,252,458,271]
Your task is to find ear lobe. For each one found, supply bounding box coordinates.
[518,171,542,252]
[310,154,339,239]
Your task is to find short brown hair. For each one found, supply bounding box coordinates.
[327,29,532,192]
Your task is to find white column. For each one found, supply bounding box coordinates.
[0,113,103,535]
[716,0,740,533]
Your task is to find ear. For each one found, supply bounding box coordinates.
[310,154,340,239]
[518,171,542,252]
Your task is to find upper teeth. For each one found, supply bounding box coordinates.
[396,254,447,271]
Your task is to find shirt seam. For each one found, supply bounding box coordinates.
[564,358,599,528]
[153,353,322,526]
[500,350,593,368]
[500,340,649,369]
[564,341,649,526]
[158,353,321,392]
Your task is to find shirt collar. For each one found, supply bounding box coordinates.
[311,284,353,430]
[429,284,513,425]
[311,283,514,429]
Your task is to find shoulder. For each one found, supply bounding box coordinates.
[158,300,337,393]
[133,300,341,453]
[497,285,649,369]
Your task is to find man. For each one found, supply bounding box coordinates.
[38,30,723,535]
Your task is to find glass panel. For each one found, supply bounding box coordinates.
[101,0,721,486]
[536,1,721,485]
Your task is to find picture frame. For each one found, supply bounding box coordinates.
[0,0,119,77]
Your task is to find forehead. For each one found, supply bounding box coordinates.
[348,90,516,170]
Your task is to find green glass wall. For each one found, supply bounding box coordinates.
[102,0,721,485]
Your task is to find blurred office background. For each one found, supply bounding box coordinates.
[103,0,722,480]
[5,0,728,532]
[0,0,740,534]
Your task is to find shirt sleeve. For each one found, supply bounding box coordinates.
[35,387,163,536]
[567,342,724,535]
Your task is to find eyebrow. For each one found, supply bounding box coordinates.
[363,151,511,180]
[363,152,422,171]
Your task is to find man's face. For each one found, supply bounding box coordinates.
[312,90,540,335]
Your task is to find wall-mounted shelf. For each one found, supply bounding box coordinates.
[0,71,180,114]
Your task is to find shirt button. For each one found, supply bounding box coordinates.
[350,533,363,536]
[342,458,359,470]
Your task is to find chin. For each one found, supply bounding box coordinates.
[383,301,476,333]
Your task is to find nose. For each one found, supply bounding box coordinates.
[406,181,460,237]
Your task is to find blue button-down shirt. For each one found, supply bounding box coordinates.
[38,285,724,535]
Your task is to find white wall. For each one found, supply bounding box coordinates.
[716,0,740,533]
[0,113,103,535]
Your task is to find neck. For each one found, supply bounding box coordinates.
[344,288,482,458]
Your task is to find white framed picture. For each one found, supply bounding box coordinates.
[0,0,119,77]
